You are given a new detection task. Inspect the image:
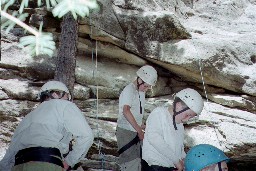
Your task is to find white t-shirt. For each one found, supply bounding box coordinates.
[142,107,186,167]
[0,99,94,171]
[117,83,145,132]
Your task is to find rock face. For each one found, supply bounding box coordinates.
[1,0,256,170]
[79,0,256,97]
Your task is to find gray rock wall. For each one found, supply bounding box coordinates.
[1,0,256,170]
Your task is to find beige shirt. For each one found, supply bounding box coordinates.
[0,99,94,171]
[142,107,186,167]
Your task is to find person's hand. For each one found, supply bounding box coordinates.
[141,123,146,130]
[137,127,145,140]
[174,159,184,171]
[63,160,70,170]
[181,158,184,166]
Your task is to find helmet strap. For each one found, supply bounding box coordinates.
[53,91,67,100]
[40,90,55,101]
[39,91,49,102]
[136,77,145,90]
[60,91,66,99]
[218,162,222,171]
[172,101,190,130]
[138,93,142,115]
[136,77,143,114]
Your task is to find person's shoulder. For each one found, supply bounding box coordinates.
[152,106,167,113]
[123,83,135,90]
[149,106,167,117]
[50,99,76,106]
[121,83,136,94]
[54,100,83,113]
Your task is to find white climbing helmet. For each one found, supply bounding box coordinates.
[175,88,204,115]
[38,81,71,100]
[136,65,158,86]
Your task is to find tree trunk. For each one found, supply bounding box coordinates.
[54,12,78,98]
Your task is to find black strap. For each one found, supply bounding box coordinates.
[218,162,222,171]
[15,147,64,168]
[138,93,143,114]
[118,135,140,154]
[173,100,190,130]
[142,159,150,171]
[148,165,177,171]
[137,77,145,90]
[60,91,66,99]
[137,77,144,115]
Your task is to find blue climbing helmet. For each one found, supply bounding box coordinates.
[185,144,230,171]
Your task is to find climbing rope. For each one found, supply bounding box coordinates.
[89,15,106,171]
[198,58,224,147]
[198,59,208,103]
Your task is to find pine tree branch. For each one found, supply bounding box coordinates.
[1,10,39,36]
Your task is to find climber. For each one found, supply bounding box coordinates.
[142,88,204,171]
[0,80,94,171]
[184,144,229,171]
[116,65,158,171]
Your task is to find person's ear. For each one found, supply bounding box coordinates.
[201,164,216,171]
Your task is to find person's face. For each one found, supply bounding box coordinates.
[61,92,70,100]
[52,91,70,100]
[138,79,151,92]
[174,102,197,123]
[175,109,197,123]
[216,162,228,171]
[201,162,228,171]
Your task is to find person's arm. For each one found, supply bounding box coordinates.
[0,147,15,171]
[181,144,186,159]
[174,160,184,171]
[0,122,25,171]
[123,105,144,140]
[146,109,180,165]
[63,103,94,168]
[64,133,93,167]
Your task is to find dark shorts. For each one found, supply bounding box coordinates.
[116,127,142,164]
[141,159,177,171]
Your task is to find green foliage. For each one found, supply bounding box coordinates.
[38,0,58,9]
[1,11,28,33]
[19,23,56,56]
[19,34,56,56]
[1,10,56,57]
[52,0,99,19]
[1,0,15,11]
[1,0,99,57]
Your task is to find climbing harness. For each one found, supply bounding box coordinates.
[15,147,63,168]
[118,134,140,155]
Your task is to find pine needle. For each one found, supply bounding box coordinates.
[52,0,99,19]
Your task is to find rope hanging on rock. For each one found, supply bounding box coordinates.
[188,36,224,148]
[198,59,223,147]
[199,59,208,103]
[89,15,106,170]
